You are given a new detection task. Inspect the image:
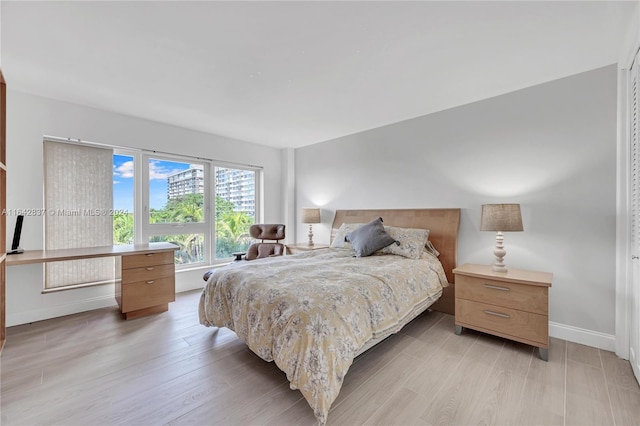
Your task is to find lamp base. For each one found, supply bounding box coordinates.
[307,224,314,247]
[491,264,508,273]
[492,231,508,273]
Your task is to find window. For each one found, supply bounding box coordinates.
[214,167,257,258]
[142,156,209,266]
[113,153,135,245]
[44,138,262,290]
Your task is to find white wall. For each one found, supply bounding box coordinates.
[295,65,618,349]
[5,90,283,326]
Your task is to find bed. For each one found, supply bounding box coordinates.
[199,208,460,424]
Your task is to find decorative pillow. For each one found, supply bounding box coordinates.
[379,226,430,259]
[345,217,397,257]
[330,222,365,249]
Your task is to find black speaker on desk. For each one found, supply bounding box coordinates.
[7,215,24,255]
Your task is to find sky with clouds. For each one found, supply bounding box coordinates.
[113,155,194,211]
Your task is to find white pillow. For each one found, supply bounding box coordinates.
[330,222,365,249]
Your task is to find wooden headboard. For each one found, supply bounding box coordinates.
[331,208,461,315]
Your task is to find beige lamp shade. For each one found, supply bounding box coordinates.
[480,204,523,232]
[301,208,321,224]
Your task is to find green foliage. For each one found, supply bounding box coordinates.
[215,195,235,221]
[113,212,134,245]
[150,234,205,264]
[215,210,254,258]
[150,193,204,224]
[118,193,255,261]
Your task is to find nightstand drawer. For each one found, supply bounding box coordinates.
[456,298,548,345]
[121,264,174,285]
[122,251,174,269]
[121,276,175,312]
[456,274,548,315]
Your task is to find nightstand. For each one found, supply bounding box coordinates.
[453,263,552,361]
[286,243,329,255]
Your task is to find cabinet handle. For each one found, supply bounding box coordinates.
[483,284,510,291]
[483,310,510,319]
[146,267,155,271]
[146,280,155,284]
[146,253,154,257]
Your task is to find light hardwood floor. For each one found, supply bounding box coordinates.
[2,289,639,426]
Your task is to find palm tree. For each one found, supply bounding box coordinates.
[113,212,134,245]
[150,233,204,264]
[171,193,204,223]
[216,211,253,257]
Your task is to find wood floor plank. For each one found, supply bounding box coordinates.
[119,351,288,426]
[565,359,615,426]
[514,337,566,426]
[2,328,243,410]
[328,352,427,425]
[2,290,638,426]
[363,387,430,426]
[397,312,455,360]
[418,335,503,425]
[567,341,601,367]
[261,396,318,426]
[402,320,479,398]
[600,348,640,392]
[330,332,419,410]
[606,380,640,426]
[457,340,533,426]
[398,309,445,340]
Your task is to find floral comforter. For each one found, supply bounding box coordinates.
[198,248,448,424]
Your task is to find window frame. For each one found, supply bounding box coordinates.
[140,153,211,269]
[212,163,262,261]
[113,148,138,246]
[120,151,262,267]
[45,137,263,275]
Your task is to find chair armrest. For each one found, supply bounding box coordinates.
[232,252,246,261]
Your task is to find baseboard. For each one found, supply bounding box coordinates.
[549,321,616,352]
[175,267,211,293]
[6,295,117,326]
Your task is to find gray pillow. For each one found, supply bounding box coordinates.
[346,217,397,257]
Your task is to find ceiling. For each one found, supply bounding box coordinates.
[1,1,636,149]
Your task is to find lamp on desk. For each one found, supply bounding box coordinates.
[301,208,321,247]
[480,204,523,273]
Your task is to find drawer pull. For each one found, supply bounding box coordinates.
[483,310,510,319]
[146,280,155,284]
[146,267,155,271]
[146,253,154,257]
[483,284,510,291]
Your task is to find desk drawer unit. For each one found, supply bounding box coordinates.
[453,264,552,361]
[118,250,175,319]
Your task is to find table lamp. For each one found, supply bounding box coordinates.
[301,208,321,247]
[480,204,523,272]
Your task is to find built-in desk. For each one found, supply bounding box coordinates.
[7,243,179,319]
